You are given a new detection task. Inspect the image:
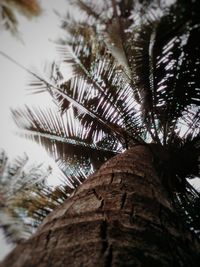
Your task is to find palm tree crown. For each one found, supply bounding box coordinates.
[9,0,200,238]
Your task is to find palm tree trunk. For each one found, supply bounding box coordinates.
[1,145,200,267]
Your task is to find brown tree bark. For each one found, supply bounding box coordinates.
[1,145,200,266]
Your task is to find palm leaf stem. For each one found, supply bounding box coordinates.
[16,129,118,154]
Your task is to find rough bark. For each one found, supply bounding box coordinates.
[1,145,200,266]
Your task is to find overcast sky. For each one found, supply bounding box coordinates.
[0,0,68,260]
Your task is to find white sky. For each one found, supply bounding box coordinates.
[0,0,68,260]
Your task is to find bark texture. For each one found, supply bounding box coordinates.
[1,145,200,266]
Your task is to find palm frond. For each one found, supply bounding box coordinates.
[11,106,118,174]
[0,150,51,242]
[127,1,200,144]
[11,181,61,229]
[0,151,28,194]
[0,150,83,241]
[27,62,131,145]
[28,54,146,147]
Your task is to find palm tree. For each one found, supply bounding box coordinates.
[0,0,41,34]
[1,0,200,266]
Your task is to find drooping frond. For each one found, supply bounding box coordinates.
[27,41,146,147]
[11,105,119,176]
[27,61,142,147]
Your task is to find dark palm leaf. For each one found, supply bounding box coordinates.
[27,56,145,147]
[26,61,133,145]
[126,1,200,144]
[11,106,118,176]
